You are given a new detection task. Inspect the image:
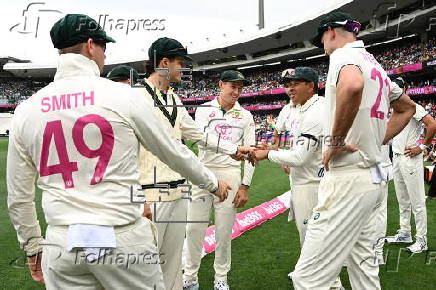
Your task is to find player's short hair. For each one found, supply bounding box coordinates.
[58,43,84,55]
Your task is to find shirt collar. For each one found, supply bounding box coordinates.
[298,94,319,112]
[54,53,100,81]
[343,40,365,48]
[144,79,175,100]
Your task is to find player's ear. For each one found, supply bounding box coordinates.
[160,57,170,68]
[219,80,224,89]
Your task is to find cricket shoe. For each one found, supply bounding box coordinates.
[385,230,413,243]
[214,280,230,290]
[406,237,428,253]
[183,279,199,290]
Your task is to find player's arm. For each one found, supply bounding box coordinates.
[322,65,363,170]
[421,114,436,147]
[6,110,44,282]
[234,115,256,208]
[404,107,436,157]
[127,91,230,200]
[331,65,364,146]
[383,82,416,144]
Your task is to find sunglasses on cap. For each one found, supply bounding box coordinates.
[319,20,361,35]
[281,68,295,78]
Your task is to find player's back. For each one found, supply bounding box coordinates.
[13,55,146,226]
[324,41,399,169]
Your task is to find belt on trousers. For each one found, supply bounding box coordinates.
[141,179,186,190]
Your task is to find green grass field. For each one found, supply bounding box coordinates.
[0,137,435,289]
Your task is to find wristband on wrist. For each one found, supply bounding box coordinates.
[419,144,428,151]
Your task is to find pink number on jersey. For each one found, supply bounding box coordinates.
[370,68,385,120]
[72,114,115,185]
[39,120,78,189]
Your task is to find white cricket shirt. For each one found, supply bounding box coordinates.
[195,98,256,186]
[323,40,404,169]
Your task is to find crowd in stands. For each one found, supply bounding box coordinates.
[0,79,48,103]
[174,38,435,100]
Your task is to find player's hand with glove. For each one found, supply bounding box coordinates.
[27,252,44,283]
[233,185,249,208]
[212,179,232,202]
[404,146,422,157]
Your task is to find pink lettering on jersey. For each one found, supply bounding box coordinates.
[53,94,69,111]
[41,91,95,113]
[360,51,379,66]
[72,114,114,185]
[82,91,95,106]
[209,111,216,118]
[41,97,51,112]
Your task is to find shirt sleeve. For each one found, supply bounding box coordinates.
[7,105,44,256]
[268,137,319,167]
[330,48,362,85]
[242,113,256,186]
[387,79,404,103]
[126,90,218,192]
[181,105,238,155]
[414,104,429,122]
[275,107,286,133]
[268,104,322,167]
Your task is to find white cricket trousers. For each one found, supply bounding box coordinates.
[153,197,188,290]
[374,179,389,258]
[42,217,165,290]
[393,153,427,239]
[291,183,319,245]
[184,166,241,282]
[292,167,381,290]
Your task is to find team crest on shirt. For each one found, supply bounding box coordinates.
[232,111,242,119]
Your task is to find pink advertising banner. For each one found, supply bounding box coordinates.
[202,197,288,253]
[406,86,436,96]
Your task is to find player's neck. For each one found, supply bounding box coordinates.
[148,73,170,93]
[217,96,234,112]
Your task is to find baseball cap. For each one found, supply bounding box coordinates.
[50,14,115,49]
[148,37,192,62]
[312,11,361,48]
[220,70,251,86]
[107,65,139,83]
[281,67,319,85]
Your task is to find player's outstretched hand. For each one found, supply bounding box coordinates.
[27,252,44,283]
[212,179,232,202]
[233,185,249,208]
[231,145,254,161]
[322,144,358,171]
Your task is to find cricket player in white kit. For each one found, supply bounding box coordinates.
[387,78,436,253]
[290,12,416,289]
[252,67,343,289]
[253,67,323,245]
[183,71,256,290]
[271,69,297,182]
[137,38,252,290]
[7,14,232,290]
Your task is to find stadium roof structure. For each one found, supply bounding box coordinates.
[2,0,434,78]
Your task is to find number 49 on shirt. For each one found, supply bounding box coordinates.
[39,114,114,189]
